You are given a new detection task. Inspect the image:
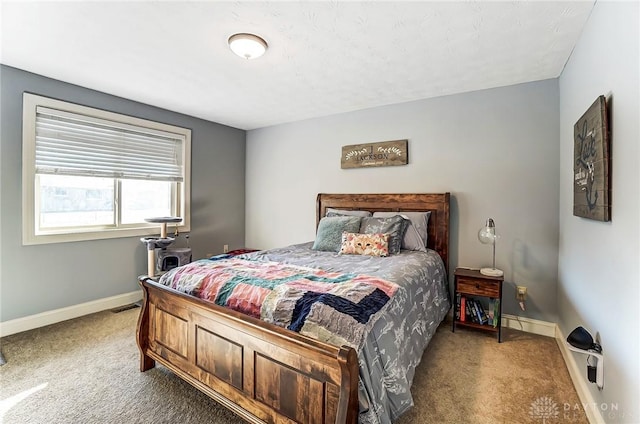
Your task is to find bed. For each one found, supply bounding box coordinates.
[137,193,450,424]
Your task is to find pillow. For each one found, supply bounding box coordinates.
[339,232,389,257]
[373,211,431,249]
[399,220,427,252]
[359,215,407,255]
[325,208,372,218]
[312,216,362,252]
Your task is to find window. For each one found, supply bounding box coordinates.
[22,93,191,245]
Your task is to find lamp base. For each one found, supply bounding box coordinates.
[480,267,504,277]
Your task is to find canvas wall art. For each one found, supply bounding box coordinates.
[341,139,408,169]
[573,95,610,221]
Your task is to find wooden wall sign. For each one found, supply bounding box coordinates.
[573,95,610,221]
[341,139,408,169]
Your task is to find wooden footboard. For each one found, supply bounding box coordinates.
[136,277,359,424]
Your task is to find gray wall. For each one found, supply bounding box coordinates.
[0,65,246,322]
[558,2,639,421]
[246,80,560,322]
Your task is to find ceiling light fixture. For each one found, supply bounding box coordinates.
[228,33,268,60]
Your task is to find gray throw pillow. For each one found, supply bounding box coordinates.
[359,215,408,255]
[373,211,431,250]
[312,216,362,252]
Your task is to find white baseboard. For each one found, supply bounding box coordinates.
[0,290,142,337]
[501,313,557,337]
[555,327,605,424]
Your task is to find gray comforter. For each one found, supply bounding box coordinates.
[239,242,450,424]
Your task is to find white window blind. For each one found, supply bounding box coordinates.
[35,106,184,182]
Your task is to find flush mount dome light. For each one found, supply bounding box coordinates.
[228,33,268,59]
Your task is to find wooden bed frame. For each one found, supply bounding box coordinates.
[137,193,450,424]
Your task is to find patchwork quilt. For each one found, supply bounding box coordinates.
[158,258,399,349]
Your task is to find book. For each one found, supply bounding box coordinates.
[465,297,473,322]
[455,293,461,320]
[487,299,495,326]
[460,296,466,322]
[477,300,489,325]
[468,298,480,323]
[465,298,474,322]
[469,298,488,325]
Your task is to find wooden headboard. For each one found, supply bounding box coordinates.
[316,193,450,273]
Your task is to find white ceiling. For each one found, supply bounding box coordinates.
[1,1,595,130]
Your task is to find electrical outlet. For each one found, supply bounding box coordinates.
[516,286,527,301]
[223,244,229,253]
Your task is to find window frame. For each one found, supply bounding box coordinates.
[22,93,191,245]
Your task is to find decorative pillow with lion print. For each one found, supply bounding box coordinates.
[339,232,389,257]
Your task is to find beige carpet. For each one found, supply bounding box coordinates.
[0,307,587,423]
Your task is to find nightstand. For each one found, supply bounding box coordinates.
[452,268,504,342]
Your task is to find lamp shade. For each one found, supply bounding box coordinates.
[228,33,268,59]
[478,219,497,245]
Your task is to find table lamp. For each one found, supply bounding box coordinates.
[478,218,504,277]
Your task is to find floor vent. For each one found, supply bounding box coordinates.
[110,303,141,313]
